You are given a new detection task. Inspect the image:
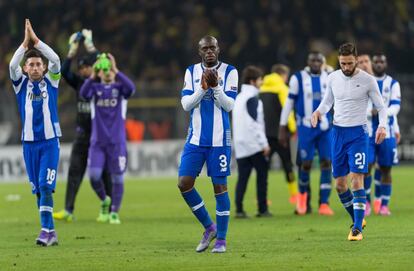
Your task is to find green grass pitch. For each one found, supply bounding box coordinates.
[1,167,413,270]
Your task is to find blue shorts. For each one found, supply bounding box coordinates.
[368,137,398,166]
[23,138,60,194]
[298,126,331,162]
[331,125,369,178]
[178,143,231,184]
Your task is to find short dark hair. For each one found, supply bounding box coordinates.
[242,65,263,84]
[78,55,95,68]
[271,64,290,75]
[338,42,357,56]
[24,49,45,63]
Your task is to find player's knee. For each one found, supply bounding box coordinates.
[214,184,228,194]
[111,174,124,184]
[178,176,194,192]
[89,168,103,182]
[380,166,392,179]
[319,159,331,169]
[38,184,53,195]
[301,161,312,172]
[335,178,347,193]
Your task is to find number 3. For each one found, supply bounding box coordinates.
[219,154,227,168]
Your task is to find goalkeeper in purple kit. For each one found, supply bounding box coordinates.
[80,53,135,224]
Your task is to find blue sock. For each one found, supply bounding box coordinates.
[364,175,372,203]
[353,189,366,231]
[319,169,332,204]
[181,188,213,229]
[381,183,392,207]
[338,189,354,222]
[39,188,54,231]
[374,169,382,199]
[299,170,310,194]
[215,192,230,240]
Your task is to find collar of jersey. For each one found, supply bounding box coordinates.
[201,61,221,71]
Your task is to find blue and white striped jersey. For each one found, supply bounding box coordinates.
[9,42,62,142]
[367,74,401,138]
[181,62,238,147]
[287,70,330,130]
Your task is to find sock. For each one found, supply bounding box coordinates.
[299,170,310,194]
[39,188,54,231]
[110,174,124,212]
[338,189,354,222]
[374,169,382,200]
[89,168,106,201]
[380,183,392,207]
[364,175,372,203]
[215,192,230,240]
[181,188,213,228]
[287,179,298,196]
[319,169,332,204]
[352,189,366,231]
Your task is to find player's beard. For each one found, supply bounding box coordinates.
[341,64,357,77]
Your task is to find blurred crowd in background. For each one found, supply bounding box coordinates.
[0,0,413,143]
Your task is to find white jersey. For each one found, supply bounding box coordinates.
[367,74,401,138]
[317,69,387,128]
[280,70,330,130]
[181,62,238,147]
[9,42,62,141]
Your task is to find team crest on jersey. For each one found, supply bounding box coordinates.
[112,88,119,97]
[383,87,389,93]
[195,79,200,83]
[40,81,46,88]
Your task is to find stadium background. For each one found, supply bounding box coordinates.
[0,0,413,144]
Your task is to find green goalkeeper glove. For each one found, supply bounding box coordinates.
[67,32,81,58]
[82,29,97,53]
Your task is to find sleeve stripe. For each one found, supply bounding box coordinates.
[288,93,298,99]
[225,91,237,99]
[181,89,193,96]
[389,100,401,105]
[12,76,22,86]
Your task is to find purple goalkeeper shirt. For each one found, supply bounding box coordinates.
[80,72,135,144]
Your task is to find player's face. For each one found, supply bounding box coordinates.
[372,55,387,76]
[307,54,323,74]
[24,57,46,81]
[339,55,357,77]
[198,39,220,67]
[357,55,373,74]
[79,65,93,78]
[98,70,116,84]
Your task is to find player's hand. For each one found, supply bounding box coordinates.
[375,126,386,144]
[263,146,271,157]
[201,72,209,91]
[82,29,96,53]
[22,19,30,49]
[204,69,218,88]
[278,126,289,148]
[311,110,321,128]
[67,32,80,58]
[395,132,401,144]
[26,19,39,45]
[107,53,119,74]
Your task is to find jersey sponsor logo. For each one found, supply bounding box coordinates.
[96,98,118,107]
[27,91,48,101]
